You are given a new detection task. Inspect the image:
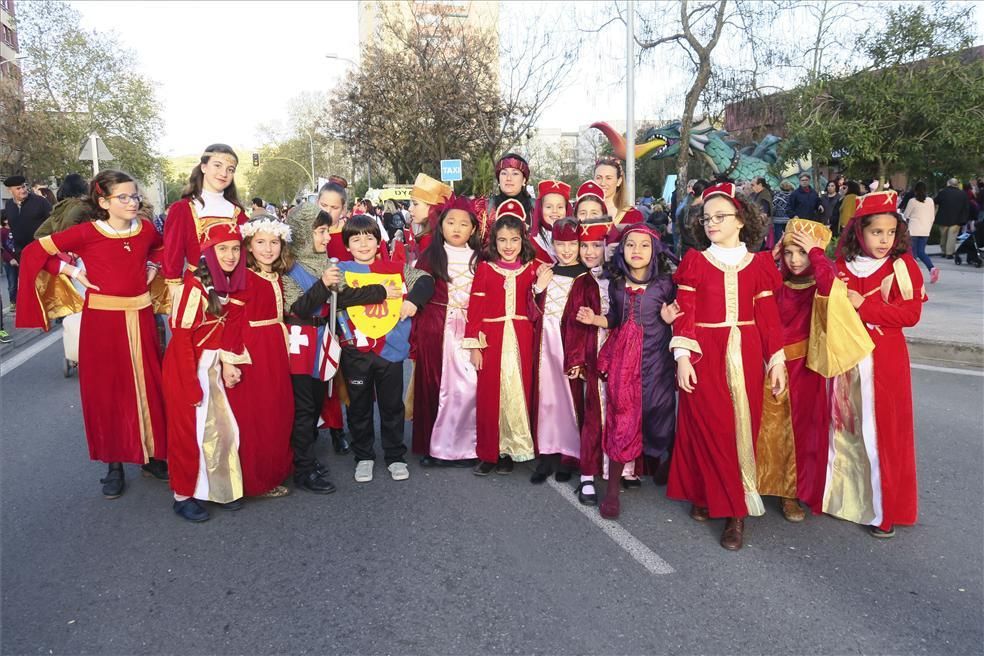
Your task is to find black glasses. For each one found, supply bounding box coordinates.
[107,193,143,205]
[699,213,737,226]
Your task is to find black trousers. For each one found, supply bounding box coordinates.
[340,348,406,465]
[291,374,328,476]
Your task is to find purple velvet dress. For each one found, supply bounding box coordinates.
[597,276,677,463]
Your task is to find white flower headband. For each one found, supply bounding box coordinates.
[240,217,292,242]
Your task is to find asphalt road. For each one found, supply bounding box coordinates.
[1,338,981,655]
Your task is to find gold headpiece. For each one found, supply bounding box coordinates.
[410,173,453,206]
[782,218,832,249]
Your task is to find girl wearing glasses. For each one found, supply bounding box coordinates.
[666,182,787,551]
[15,170,168,499]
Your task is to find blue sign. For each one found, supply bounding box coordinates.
[440,159,463,182]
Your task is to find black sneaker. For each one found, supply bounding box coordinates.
[473,461,497,476]
[530,459,553,485]
[141,458,169,481]
[294,469,337,494]
[495,456,514,475]
[100,464,125,499]
[173,499,209,522]
[216,499,243,511]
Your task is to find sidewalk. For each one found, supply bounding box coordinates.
[906,245,984,368]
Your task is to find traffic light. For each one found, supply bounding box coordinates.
[252,153,259,167]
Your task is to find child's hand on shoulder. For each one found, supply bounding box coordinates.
[535,263,553,289]
[660,301,683,324]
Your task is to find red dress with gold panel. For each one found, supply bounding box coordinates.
[164,272,249,503]
[226,269,294,495]
[464,260,538,464]
[162,195,247,283]
[666,247,785,519]
[822,254,925,531]
[15,220,167,464]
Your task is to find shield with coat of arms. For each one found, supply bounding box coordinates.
[344,270,403,338]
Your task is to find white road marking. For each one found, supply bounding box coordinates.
[911,363,983,377]
[547,477,675,575]
[0,330,63,377]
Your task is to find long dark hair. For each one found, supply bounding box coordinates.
[182,144,242,208]
[484,214,536,264]
[914,181,927,202]
[85,170,136,222]
[605,227,676,283]
[423,206,481,282]
[838,213,910,262]
[193,255,226,316]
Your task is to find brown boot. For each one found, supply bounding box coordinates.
[720,517,745,550]
[781,497,806,522]
[689,504,709,522]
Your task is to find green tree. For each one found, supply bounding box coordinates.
[0,0,163,180]
[781,1,984,182]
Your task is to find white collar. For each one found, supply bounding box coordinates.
[846,255,889,278]
[708,242,748,265]
[96,219,138,234]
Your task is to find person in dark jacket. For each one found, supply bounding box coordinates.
[3,175,52,258]
[785,173,821,220]
[935,178,969,258]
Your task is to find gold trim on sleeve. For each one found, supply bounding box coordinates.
[39,235,59,256]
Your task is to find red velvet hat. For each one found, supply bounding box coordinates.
[701,181,745,210]
[551,218,579,242]
[437,193,475,216]
[200,220,242,250]
[496,154,530,180]
[497,198,527,222]
[537,179,571,201]
[575,181,606,206]
[854,190,899,219]
[578,218,612,242]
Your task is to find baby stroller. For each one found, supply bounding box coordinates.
[953,220,984,268]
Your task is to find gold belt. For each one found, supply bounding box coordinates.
[784,339,808,361]
[249,318,284,327]
[695,320,754,328]
[483,315,529,323]
[87,292,152,311]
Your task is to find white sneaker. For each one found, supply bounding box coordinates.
[354,460,374,483]
[388,462,410,481]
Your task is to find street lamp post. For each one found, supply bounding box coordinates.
[625,0,636,206]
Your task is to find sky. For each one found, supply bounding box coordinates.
[69,1,984,158]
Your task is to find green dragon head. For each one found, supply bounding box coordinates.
[639,119,717,161]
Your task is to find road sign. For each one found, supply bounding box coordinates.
[78,133,115,175]
[440,159,462,183]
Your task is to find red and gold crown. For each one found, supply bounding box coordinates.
[854,190,899,219]
[199,219,241,250]
[575,181,606,206]
[537,179,571,201]
[551,218,579,242]
[782,218,832,248]
[496,198,527,222]
[578,218,612,242]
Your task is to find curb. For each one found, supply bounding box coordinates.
[907,336,984,370]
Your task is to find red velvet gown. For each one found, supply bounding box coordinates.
[226,269,294,495]
[16,221,166,464]
[164,272,248,503]
[411,245,478,459]
[561,269,609,476]
[823,254,925,531]
[757,250,834,511]
[667,249,785,518]
[162,198,246,283]
[464,260,538,464]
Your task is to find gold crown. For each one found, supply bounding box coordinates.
[410,173,453,206]
[782,218,832,249]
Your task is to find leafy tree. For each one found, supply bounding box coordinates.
[1,0,164,181]
[782,1,984,182]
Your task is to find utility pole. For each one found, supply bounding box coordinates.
[625,0,636,205]
[304,129,316,191]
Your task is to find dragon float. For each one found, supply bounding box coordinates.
[591,119,817,190]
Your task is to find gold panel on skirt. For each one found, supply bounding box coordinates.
[756,386,797,498]
[823,366,876,524]
[123,308,155,462]
[202,356,244,503]
[497,320,534,462]
[725,325,765,516]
